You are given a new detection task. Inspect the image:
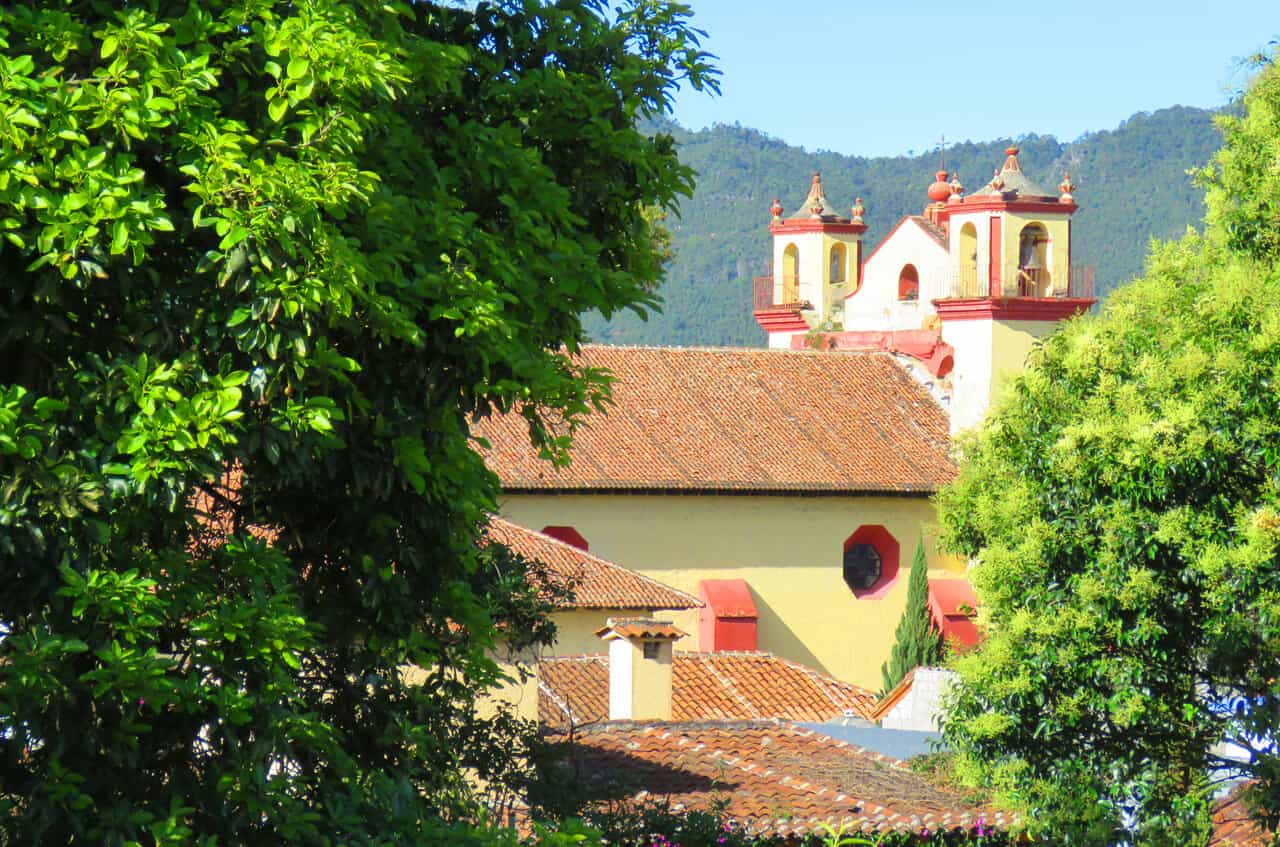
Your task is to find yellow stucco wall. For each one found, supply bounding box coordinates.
[547,607,699,657]
[498,494,964,690]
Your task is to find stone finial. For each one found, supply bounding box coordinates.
[989,169,1004,195]
[770,197,784,221]
[948,173,964,202]
[803,172,833,218]
[1002,146,1022,172]
[850,197,865,223]
[1059,172,1076,203]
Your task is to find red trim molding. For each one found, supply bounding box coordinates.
[932,297,1096,322]
[769,221,867,235]
[940,199,1076,219]
[753,308,810,333]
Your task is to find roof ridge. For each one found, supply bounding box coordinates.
[487,517,701,609]
[578,343,904,358]
[700,651,763,719]
[536,676,577,725]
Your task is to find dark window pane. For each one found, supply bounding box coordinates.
[843,543,882,593]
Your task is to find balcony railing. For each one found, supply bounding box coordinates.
[753,275,810,311]
[940,265,1096,301]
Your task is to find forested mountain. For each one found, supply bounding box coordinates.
[585,106,1223,347]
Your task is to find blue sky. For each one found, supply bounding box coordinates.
[671,1,1278,157]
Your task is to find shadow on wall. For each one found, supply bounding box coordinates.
[748,589,828,675]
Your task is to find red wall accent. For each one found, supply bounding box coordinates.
[541,525,588,551]
[932,297,1095,322]
[752,308,810,334]
[988,216,1002,294]
[699,579,759,651]
[769,220,867,235]
[842,525,900,600]
[938,199,1076,219]
[928,579,981,650]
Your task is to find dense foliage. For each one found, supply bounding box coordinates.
[882,538,944,693]
[938,51,1280,845]
[0,0,714,842]
[586,107,1222,347]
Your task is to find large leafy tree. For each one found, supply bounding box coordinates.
[0,1,715,842]
[938,50,1280,845]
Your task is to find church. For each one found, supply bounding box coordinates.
[474,145,1094,693]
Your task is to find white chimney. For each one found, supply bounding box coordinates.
[595,618,686,721]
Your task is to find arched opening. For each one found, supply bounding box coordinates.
[1017,222,1051,296]
[829,243,847,284]
[897,264,919,302]
[958,222,979,296]
[782,243,800,303]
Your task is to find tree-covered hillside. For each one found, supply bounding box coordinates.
[586,106,1222,347]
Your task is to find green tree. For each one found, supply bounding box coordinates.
[0,1,715,843]
[938,49,1280,845]
[881,538,944,693]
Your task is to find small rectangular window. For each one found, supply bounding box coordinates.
[642,642,660,660]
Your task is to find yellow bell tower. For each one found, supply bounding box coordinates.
[933,147,1093,433]
[753,173,867,348]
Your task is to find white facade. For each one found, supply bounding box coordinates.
[847,218,950,332]
[879,668,957,732]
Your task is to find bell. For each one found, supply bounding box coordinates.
[1019,238,1043,270]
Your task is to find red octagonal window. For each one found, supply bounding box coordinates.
[841,525,900,599]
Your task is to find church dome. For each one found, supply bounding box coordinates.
[927,170,951,203]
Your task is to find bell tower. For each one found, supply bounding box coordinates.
[933,147,1093,433]
[753,173,867,348]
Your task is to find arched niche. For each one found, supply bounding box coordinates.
[829,242,847,285]
[1017,222,1051,296]
[958,222,979,296]
[898,264,920,302]
[782,243,800,303]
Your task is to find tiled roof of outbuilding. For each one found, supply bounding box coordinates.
[538,651,877,726]
[486,518,700,611]
[548,720,1002,837]
[474,346,954,494]
[1212,782,1274,846]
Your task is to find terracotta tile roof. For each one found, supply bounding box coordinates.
[538,652,878,727]
[870,669,918,723]
[548,720,1002,837]
[596,619,688,641]
[907,215,949,248]
[486,518,700,611]
[473,346,954,494]
[1212,783,1274,847]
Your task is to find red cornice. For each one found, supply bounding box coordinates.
[770,220,867,235]
[939,199,1077,219]
[753,308,810,333]
[932,297,1095,322]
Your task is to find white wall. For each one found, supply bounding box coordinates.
[880,668,957,732]
[848,219,949,332]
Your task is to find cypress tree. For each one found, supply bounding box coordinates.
[881,537,946,693]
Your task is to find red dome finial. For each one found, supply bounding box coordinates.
[927,169,951,203]
[1002,146,1022,173]
[770,197,784,220]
